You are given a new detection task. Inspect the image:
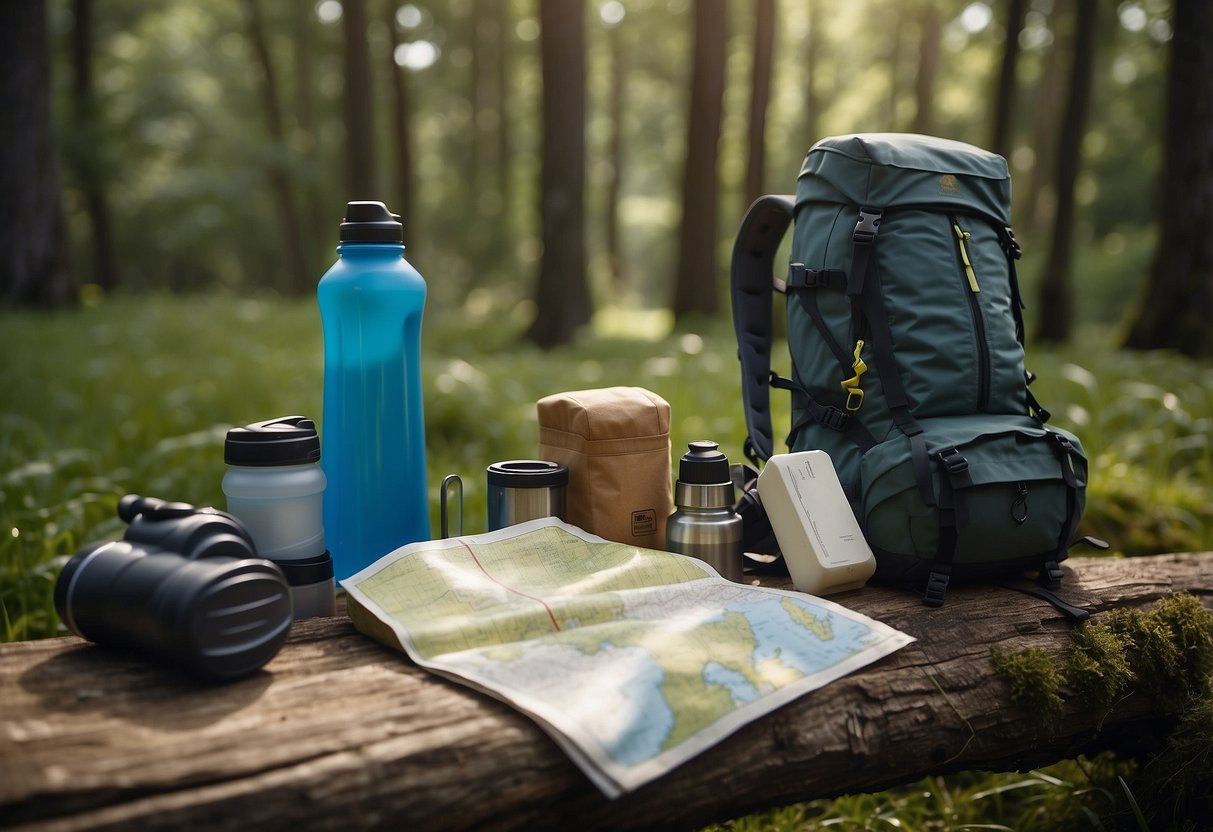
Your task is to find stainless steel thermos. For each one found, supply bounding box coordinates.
[486,460,568,531]
[665,441,744,582]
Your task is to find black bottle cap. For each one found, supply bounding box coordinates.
[486,460,569,489]
[339,201,403,243]
[678,440,731,485]
[225,416,321,466]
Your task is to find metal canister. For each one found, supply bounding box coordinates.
[666,441,744,582]
[486,460,569,531]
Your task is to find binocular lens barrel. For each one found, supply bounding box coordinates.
[55,541,292,680]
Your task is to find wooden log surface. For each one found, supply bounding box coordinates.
[2,552,1211,831]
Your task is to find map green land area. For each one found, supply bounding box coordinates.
[343,518,913,798]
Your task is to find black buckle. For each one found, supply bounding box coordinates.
[1038,559,1063,590]
[936,446,969,476]
[1000,226,1022,260]
[923,567,951,607]
[1048,431,1075,454]
[852,209,882,245]
[818,406,849,431]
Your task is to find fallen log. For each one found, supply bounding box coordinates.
[2,552,1211,831]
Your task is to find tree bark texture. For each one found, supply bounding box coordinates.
[743,0,775,209]
[1035,0,1096,344]
[0,0,75,308]
[990,0,1027,159]
[242,0,310,296]
[69,0,118,293]
[1123,0,1213,357]
[526,0,590,348]
[911,2,941,137]
[604,17,626,292]
[341,0,378,199]
[385,0,416,240]
[672,0,729,320]
[3,553,1211,831]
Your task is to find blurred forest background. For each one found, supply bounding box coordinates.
[2,0,1210,354]
[4,2,1213,826]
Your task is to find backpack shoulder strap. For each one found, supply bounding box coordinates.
[731,195,795,464]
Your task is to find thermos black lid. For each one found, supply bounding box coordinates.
[487,460,569,489]
[339,200,404,243]
[678,440,731,485]
[225,416,321,466]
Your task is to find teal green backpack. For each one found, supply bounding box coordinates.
[731,133,1089,607]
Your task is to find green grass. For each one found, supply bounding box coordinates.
[2,292,1211,829]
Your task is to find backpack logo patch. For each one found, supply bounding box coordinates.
[939,174,961,195]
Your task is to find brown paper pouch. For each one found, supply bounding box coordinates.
[537,387,673,548]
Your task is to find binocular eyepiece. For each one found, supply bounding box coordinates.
[55,495,293,681]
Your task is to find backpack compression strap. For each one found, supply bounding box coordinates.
[731,195,795,464]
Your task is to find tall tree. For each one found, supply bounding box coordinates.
[69,0,117,292]
[242,0,309,295]
[911,0,942,136]
[801,0,822,144]
[292,5,327,277]
[526,0,590,348]
[1124,0,1213,357]
[342,0,378,198]
[385,1,416,234]
[603,6,627,292]
[1036,0,1096,343]
[990,0,1027,158]
[0,0,74,307]
[1023,0,1067,229]
[743,0,775,208]
[672,0,729,320]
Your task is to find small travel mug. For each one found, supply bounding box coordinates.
[486,460,568,531]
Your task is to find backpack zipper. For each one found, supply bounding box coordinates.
[949,215,990,411]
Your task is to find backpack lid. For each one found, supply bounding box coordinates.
[797,133,1011,225]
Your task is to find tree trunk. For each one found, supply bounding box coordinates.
[1123,0,1213,357]
[1036,0,1096,344]
[1024,0,1067,230]
[496,0,513,210]
[384,1,416,239]
[69,0,117,293]
[525,0,590,348]
[672,0,729,320]
[802,0,822,145]
[743,0,775,209]
[4,553,1212,830]
[911,0,941,136]
[604,15,626,293]
[0,0,74,307]
[242,0,310,296]
[341,0,378,198]
[292,6,328,278]
[990,0,1027,159]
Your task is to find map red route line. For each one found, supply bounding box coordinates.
[459,538,562,632]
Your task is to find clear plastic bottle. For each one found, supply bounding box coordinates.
[318,202,430,579]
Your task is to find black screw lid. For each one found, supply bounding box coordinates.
[225,416,321,466]
[677,440,731,485]
[339,201,403,243]
[486,460,569,489]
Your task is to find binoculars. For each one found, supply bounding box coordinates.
[54,495,293,680]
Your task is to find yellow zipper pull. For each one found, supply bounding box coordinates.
[953,222,980,293]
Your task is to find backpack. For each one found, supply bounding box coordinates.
[730,133,1089,608]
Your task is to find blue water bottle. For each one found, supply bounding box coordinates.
[318,201,430,579]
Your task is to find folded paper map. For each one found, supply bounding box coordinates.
[341,518,913,798]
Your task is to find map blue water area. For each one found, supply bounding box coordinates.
[732,597,875,677]
[600,645,675,766]
[703,662,760,705]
